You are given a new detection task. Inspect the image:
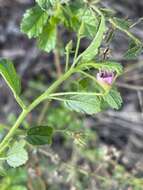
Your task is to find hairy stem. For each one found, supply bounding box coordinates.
[0,68,74,154]
[65,50,70,72]
[49,92,104,97]
[0,110,28,154]
[74,37,81,62]
[71,37,81,68]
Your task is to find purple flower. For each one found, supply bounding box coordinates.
[97,70,114,86]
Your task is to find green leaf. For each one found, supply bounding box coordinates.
[79,61,123,75]
[62,4,99,39]
[26,126,53,145]
[77,8,99,38]
[0,59,21,95]
[97,61,123,75]
[38,22,57,52]
[103,89,123,109]
[124,42,143,59]
[21,5,48,38]
[77,77,102,92]
[61,6,79,30]
[65,95,101,115]
[36,0,56,10]
[81,14,106,61]
[78,78,89,91]
[100,8,115,18]
[6,140,28,168]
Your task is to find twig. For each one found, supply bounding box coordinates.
[116,82,143,91]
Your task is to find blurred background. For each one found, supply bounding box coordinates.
[0,0,143,189]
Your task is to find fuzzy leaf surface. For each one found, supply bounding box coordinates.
[7,141,28,168]
[21,5,48,38]
[27,126,53,145]
[65,95,101,115]
[0,59,21,95]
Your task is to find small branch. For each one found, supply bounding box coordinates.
[71,37,81,68]
[0,109,28,154]
[50,91,104,97]
[73,37,81,63]
[65,50,70,72]
[0,68,74,154]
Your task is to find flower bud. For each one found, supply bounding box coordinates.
[97,70,114,90]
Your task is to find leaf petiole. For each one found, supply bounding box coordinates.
[14,94,27,110]
[49,92,104,97]
[71,36,81,68]
[0,68,75,155]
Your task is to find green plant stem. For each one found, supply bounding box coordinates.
[47,91,105,104]
[65,51,70,72]
[28,68,74,111]
[0,110,27,154]
[49,92,104,97]
[0,68,74,155]
[72,37,81,68]
[74,37,81,61]
[14,94,26,110]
